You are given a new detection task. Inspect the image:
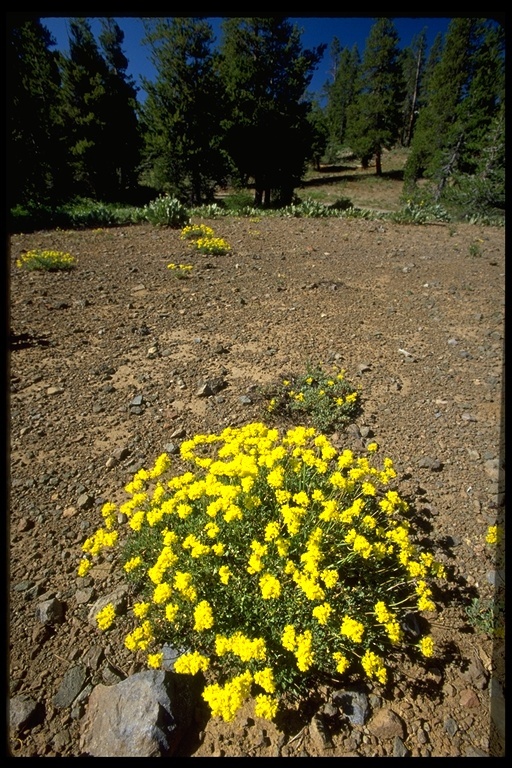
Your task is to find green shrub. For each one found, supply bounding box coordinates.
[143,195,190,228]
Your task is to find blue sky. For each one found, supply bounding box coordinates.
[40,15,459,103]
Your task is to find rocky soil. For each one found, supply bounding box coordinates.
[8,216,505,757]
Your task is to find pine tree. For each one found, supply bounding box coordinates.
[306,98,329,172]
[404,17,504,204]
[325,43,360,156]
[139,17,229,204]
[7,15,64,208]
[98,18,142,202]
[219,17,326,207]
[59,18,112,199]
[345,18,404,175]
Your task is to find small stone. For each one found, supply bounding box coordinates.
[393,735,409,757]
[35,597,65,625]
[367,708,406,740]
[46,386,64,396]
[444,717,458,736]
[77,493,94,510]
[459,689,480,708]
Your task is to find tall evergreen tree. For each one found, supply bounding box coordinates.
[306,97,329,171]
[404,18,504,200]
[345,18,404,175]
[98,18,142,201]
[140,17,229,204]
[218,17,326,207]
[325,43,360,153]
[59,18,112,199]
[7,16,64,208]
[420,31,443,105]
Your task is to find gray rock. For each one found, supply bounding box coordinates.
[418,456,443,471]
[332,689,370,726]
[53,664,89,709]
[112,446,130,461]
[444,717,458,736]
[79,670,189,757]
[77,493,94,510]
[393,735,409,756]
[9,694,44,733]
[196,377,227,397]
[35,597,65,625]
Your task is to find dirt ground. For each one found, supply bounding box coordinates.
[8,216,505,756]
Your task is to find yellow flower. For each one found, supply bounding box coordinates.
[153,582,173,604]
[485,525,502,545]
[165,603,179,622]
[254,694,279,720]
[77,558,92,577]
[312,602,333,625]
[253,667,276,694]
[218,565,232,585]
[147,652,163,669]
[418,636,435,657]
[340,616,365,644]
[96,603,116,631]
[259,572,282,599]
[174,651,210,675]
[133,601,151,619]
[361,650,387,684]
[123,556,142,573]
[281,624,296,651]
[333,651,350,675]
[295,630,314,672]
[202,671,252,722]
[193,600,214,631]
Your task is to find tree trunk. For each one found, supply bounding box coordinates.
[404,45,423,147]
[375,150,382,176]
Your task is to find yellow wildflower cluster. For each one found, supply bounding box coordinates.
[167,262,193,273]
[180,224,215,240]
[16,249,76,271]
[485,525,503,545]
[195,236,231,255]
[76,421,445,723]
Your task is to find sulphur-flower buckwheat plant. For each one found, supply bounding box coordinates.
[180,223,215,240]
[167,262,194,278]
[16,249,76,271]
[178,222,231,255]
[264,363,360,433]
[194,236,231,255]
[77,422,445,723]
